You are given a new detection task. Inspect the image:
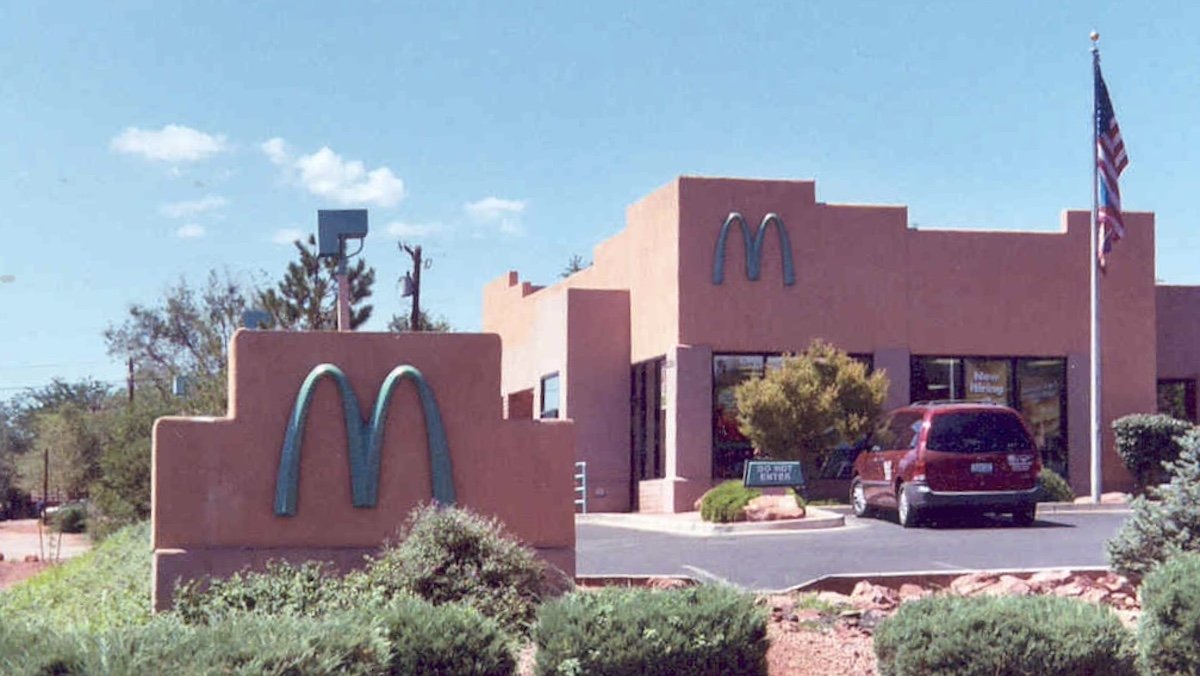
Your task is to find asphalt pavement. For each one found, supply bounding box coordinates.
[576,510,1131,592]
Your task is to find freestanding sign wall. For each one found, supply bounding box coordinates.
[151,330,575,610]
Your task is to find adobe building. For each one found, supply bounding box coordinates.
[483,176,1200,513]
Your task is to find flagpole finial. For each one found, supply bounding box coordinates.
[1090,30,1099,42]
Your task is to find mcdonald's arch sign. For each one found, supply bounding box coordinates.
[273,362,455,517]
[711,211,795,286]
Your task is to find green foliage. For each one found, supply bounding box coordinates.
[1107,431,1200,579]
[874,595,1136,676]
[173,560,370,624]
[699,480,760,523]
[51,501,88,533]
[1036,467,1075,503]
[388,309,453,332]
[535,584,768,676]
[258,233,375,330]
[0,522,152,632]
[733,339,888,476]
[15,405,105,500]
[1113,413,1196,492]
[1137,553,1200,675]
[104,269,248,415]
[89,393,176,539]
[359,503,550,635]
[2,598,514,676]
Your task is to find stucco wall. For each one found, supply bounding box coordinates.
[565,289,631,511]
[152,330,575,609]
[1157,286,1200,380]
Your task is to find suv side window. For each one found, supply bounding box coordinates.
[872,411,922,450]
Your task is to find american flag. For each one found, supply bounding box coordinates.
[1095,60,1128,270]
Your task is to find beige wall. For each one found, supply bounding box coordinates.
[152,330,575,609]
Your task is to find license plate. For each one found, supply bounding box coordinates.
[971,462,993,474]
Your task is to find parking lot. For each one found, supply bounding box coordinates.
[577,510,1130,591]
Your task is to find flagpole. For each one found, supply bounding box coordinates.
[1089,31,1102,503]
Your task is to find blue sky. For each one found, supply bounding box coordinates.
[1,2,1197,396]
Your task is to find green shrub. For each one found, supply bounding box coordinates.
[1113,413,1196,492]
[1107,431,1200,579]
[371,595,515,675]
[172,560,372,624]
[535,584,767,676]
[874,595,1136,676]
[0,622,90,675]
[2,598,515,675]
[1037,467,1075,503]
[0,521,152,632]
[700,480,760,523]
[51,501,88,533]
[358,503,551,635]
[1138,553,1200,675]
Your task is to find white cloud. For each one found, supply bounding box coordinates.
[385,221,446,238]
[111,125,228,162]
[464,197,526,236]
[176,223,206,239]
[160,195,228,219]
[260,137,405,207]
[261,137,290,165]
[272,228,306,244]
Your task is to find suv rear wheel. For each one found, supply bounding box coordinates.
[897,484,920,528]
[850,477,870,518]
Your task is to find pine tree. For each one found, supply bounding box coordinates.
[259,234,375,330]
[1107,429,1200,579]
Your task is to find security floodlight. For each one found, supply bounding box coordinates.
[316,209,369,332]
[317,210,368,258]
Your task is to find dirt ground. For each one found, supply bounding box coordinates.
[0,519,92,590]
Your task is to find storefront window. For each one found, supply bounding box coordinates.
[712,355,765,479]
[1017,359,1067,477]
[1157,379,1197,422]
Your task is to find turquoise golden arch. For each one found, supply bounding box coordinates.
[711,212,796,286]
[274,363,455,517]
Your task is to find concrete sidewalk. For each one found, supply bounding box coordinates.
[576,507,845,536]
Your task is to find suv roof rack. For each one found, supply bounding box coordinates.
[909,399,1005,407]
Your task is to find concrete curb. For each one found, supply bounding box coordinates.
[575,507,845,536]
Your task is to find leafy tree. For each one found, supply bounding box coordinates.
[733,339,888,477]
[104,270,249,415]
[15,406,104,500]
[258,234,375,331]
[559,254,590,278]
[387,311,452,333]
[89,391,175,538]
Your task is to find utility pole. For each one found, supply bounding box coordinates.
[127,357,135,403]
[399,243,425,331]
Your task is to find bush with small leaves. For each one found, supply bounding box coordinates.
[1137,553,1200,675]
[699,480,760,523]
[1037,468,1075,503]
[874,595,1136,676]
[1113,413,1196,492]
[172,560,372,624]
[535,584,768,676]
[1107,431,1200,579]
[359,503,552,635]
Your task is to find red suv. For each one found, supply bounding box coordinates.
[850,402,1042,527]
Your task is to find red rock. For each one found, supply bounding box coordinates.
[1028,570,1072,585]
[647,577,691,590]
[793,608,823,623]
[743,495,806,521]
[816,591,853,607]
[0,552,5,562]
[23,554,39,563]
[950,572,998,596]
[850,582,898,609]
[898,583,930,601]
[1080,588,1110,604]
[982,575,1033,597]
